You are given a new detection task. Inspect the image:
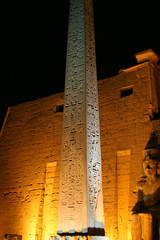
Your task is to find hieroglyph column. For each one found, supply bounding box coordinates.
[57,0,105,235]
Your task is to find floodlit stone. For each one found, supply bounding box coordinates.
[57,0,105,235]
[131,133,160,240]
[135,49,159,65]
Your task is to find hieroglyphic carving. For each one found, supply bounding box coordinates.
[57,0,86,233]
[85,0,104,228]
[57,0,104,234]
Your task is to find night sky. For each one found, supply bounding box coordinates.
[2,1,160,108]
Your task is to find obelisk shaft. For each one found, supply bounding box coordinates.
[57,0,104,235]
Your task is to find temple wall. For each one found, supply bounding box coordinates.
[98,61,160,240]
[0,94,64,240]
[0,61,160,240]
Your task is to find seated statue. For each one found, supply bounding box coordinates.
[131,133,160,240]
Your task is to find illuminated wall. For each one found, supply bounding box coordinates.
[0,60,160,240]
[0,95,63,240]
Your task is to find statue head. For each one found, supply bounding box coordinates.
[143,133,160,178]
[143,156,158,178]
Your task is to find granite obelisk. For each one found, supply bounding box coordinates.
[57,0,105,235]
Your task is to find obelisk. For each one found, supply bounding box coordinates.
[57,0,105,236]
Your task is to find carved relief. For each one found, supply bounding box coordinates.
[57,0,104,233]
[58,0,86,232]
[85,0,103,225]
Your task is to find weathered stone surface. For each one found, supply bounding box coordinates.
[131,133,160,240]
[57,0,104,235]
[0,59,160,240]
[135,49,159,65]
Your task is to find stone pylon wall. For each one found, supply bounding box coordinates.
[0,61,160,240]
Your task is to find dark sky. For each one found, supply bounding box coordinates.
[2,0,160,108]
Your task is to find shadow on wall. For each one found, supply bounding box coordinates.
[4,234,22,240]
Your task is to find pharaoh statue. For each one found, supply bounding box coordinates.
[131,133,160,240]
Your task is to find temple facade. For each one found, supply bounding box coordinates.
[0,51,160,240]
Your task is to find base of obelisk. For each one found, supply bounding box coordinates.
[50,236,109,240]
